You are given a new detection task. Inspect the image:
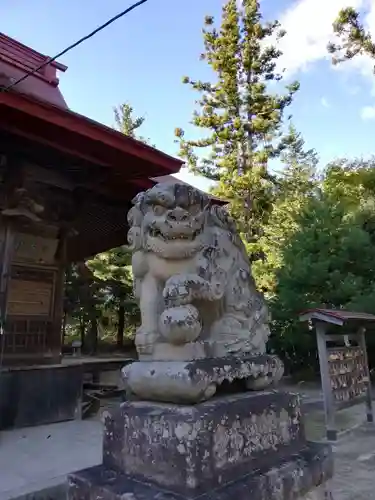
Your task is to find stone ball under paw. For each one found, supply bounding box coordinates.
[159,304,201,345]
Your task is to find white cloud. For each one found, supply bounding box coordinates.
[275,0,371,76]
[361,105,375,119]
[320,97,330,108]
[274,0,375,118]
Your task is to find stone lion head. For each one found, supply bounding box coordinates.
[128,183,209,259]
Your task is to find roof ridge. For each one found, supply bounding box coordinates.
[0,33,67,71]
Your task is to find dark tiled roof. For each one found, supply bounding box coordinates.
[299,308,375,323]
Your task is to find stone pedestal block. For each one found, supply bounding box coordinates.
[68,391,333,500]
[102,391,304,494]
[68,443,332,500]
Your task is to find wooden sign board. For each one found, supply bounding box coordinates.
[7,266,55,317]
[328,346,368,405]
[13,232,58,265]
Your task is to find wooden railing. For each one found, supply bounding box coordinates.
[3,317,51,354]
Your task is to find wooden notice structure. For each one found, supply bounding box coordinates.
[299,308,375,441]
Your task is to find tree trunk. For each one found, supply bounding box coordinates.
[86,317,98,354]
[77,262,98,355]
[117,304,125,349]
[61,310,67,345]
[79,316,85,349]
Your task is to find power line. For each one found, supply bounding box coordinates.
[1,0,149,92]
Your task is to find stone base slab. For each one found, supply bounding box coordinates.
[68,442,333,500]
[102,391,304,495]
[122,354,284,404]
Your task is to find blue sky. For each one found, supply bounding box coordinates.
[2,0,375,191]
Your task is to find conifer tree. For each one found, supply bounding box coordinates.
[277,124,318,198]
[175,0,299,255]
[271,193,375,373]
[328,7,375,66]
[253,125,318,295]
[87,248,136,348]
[114,102,151,144]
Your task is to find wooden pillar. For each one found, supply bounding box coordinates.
[316,321,337,441]
[358,327,374,424]
[51,233,67,361]
[0,220,14,366]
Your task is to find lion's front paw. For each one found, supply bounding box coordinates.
[163,274,208,306]
[163,275,194,306]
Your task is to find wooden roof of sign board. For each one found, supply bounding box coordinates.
[0,33,183,185]
[299,308,375,326]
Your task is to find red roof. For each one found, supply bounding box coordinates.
[0,90,182,190]
[299,308,375,326]
[0,33,182,188]
[0,32,67,108]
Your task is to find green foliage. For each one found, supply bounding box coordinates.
[87,246,132,286]
[63,262,106,352]
[328,7,375,67]
[277,124,318,198]
[64,263,105,325]
[271,195,375,371]
[87,247,140,343]
[323,157,375,210]
[270,158,375,372]
[114,102,152,144]
[175,0,299,254]
[253,124,318,295]
[275,198,375,311]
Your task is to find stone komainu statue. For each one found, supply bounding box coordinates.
[127,182,271,362]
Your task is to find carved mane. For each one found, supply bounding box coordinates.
[207,205,249,262]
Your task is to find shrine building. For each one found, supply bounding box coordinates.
[0,33,182,429]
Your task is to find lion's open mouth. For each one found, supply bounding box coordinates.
[149,227,201,241]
